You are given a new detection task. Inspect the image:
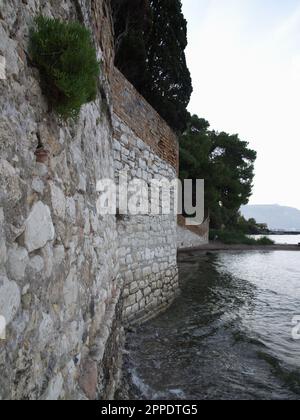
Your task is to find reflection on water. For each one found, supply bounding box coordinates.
[124,251,300,400]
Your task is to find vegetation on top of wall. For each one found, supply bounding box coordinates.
[29,16,100,120]
[111,0,192,133]
[209,230,275,246]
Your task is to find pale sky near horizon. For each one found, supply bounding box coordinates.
[182,0,300,209]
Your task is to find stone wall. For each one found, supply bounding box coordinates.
[112,114,179,324]
[0,0,123,400]
[0,0,202,400]
[177,225,209,250]
[177,216,210,250]
[112,69,179,324]
[112,68,179,170]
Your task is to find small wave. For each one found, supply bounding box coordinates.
[129,367,187,400]
[169,389,186,399]
[232,330,268,349]
[257,351,300,395]
[129,368,153,399]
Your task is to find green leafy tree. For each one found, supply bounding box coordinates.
[209,130,257,227]
[180,115,257,229]
[236,215,269,234]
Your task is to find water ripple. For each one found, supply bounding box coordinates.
[123,251,300,400]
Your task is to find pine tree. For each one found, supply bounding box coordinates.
[180,115,257,229]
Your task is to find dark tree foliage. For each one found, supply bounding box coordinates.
[236,216,269,235]
[180,115,257,229]
[112,0,152,92]
[145,0,193,132]
[112,0,192,133]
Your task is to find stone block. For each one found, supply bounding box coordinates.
[125,294,136,307]
[79,359,98,400]
[50,182,66,219]
[0,275,21,324]
[0,208,7,267]
[136,290,143,302]
[0,159,22,206]
[24,202,55,252]
[64,268,78,317]
[130,281,138,293]
[7,247,29,281]
[32,178,45,194]
[142,267,151,277]
[44,373,64,401]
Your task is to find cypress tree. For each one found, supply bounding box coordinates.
[144,0,192,132]
[112,0,152,92]
[112,0,192,133]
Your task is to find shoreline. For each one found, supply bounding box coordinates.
[178,242,300,253]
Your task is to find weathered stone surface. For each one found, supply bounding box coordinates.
[34,163,48,177]
[64,359,78,395]
[0,159,22,206]
[41,243,54,279]
[0,0,182,401]
[115,108,180,322]
[112,69,178,168]
[79,359,98,400]
[0,0,124,402]
[24,202,55,252]
[136,290,143,302]
[0,275,21,324]
[177,222,209,249]
[49,182,66,219]
[63,268,78,318]
[32,178,45,194]
[29,256,44,273]
[0,208,7,267]
[7,247,29,281]
[125,294,136,307]
[66,197,76,224]
[0,25,20,78]
[53,245,65,267]
[44,373,64,401]
[0,240,7,268]
[129,281,138,293]
[38,312,55,351]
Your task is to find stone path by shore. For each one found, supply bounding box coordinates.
[178,242,300,253]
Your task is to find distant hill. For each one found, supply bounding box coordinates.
[241,205,300,231]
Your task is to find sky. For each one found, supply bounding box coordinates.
[182,0,300,209]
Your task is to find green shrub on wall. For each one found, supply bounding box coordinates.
[29,16,100,120]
